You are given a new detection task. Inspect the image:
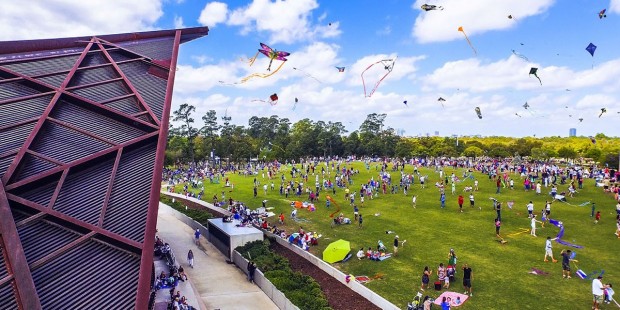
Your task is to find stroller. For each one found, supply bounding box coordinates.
[407,292,432,310]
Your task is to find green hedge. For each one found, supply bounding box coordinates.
[236,240,331,310]
[159,195,212,226]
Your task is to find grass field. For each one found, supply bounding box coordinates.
[172,162,619,309]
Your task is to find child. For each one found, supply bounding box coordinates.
[595,211,601,224]
[540,209,547,228]
[458,195,464,213]
[412,195,417,208]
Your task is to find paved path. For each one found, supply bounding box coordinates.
[157,203,279,310]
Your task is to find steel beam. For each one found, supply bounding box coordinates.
[0,183,42,309]
[28,231,95,271]
[96,40,161,126]
[6,194,142,251]
[5,131,158,191]
[98,148,122,227]
[46,117,117,146]
[1,40,94,185]
[135,29,182,309]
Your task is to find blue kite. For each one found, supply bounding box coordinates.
[586,43,597,57]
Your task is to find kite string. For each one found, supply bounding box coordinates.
[361,59,396,97]
[461,32,477,56]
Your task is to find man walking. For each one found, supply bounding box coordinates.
[462,263,473,296]
[561,249,572,279]
[194,228,201,246]
[592,275,606,310]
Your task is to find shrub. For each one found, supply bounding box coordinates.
[235,241,331,310]
[159,195,212,226]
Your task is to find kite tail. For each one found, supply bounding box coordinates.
[240,60,286,83]
[536,76,542,85]
[462,33,477,56]
[327,196,341,218]
[246,51,260,66]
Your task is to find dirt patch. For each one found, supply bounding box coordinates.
[270,242,381,310]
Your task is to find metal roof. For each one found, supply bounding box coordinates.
[0,26,208,309]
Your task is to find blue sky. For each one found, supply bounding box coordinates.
[2,0,620,137]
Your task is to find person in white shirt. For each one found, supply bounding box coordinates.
[530,215,541,237]
[592,276,606,310]
[527,201,534,218]
[544,236,558,262]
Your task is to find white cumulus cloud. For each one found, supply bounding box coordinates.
[411,0,555,43]
[0,0,163,40]
[198,2,229,28]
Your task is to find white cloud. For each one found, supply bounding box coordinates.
[423,56,620,93]
[376,25,392,36]
[191,55,213,65]
[411,0,555,43]
[198,2,228,28]
[611,0,620,13]
[226,0,341,44]
[0,0,163,40]
[174,15,185,29]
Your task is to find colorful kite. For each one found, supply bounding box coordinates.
[512,49,529,62]
[335,66,345,72]
[240,43,290,83]
[586,43,597,57]
[549,219,583,249]
[458,26,477,56]
[529,67,542,85]
[293,67,322,83]
[599,9,607,19]
[475,107,482,119]
[421,4,443,11]
[252,93,279,106]
[361,57,397,97]
[599,108,607,118]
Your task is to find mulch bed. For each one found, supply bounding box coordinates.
[270,242,381,310]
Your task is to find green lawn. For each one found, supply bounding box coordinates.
[172,162,619,309]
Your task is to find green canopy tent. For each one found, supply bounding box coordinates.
[323,239,351,263]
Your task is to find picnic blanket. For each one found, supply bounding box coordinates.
[433,291,470,307]
[355,276,370,283]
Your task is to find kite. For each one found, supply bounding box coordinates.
[326,195,341,218]
[421,4,443,11]
[586,43,597,57]
[437,97,446,108]
[252,93,279,106]
[361,57,397,97]
[515,113,522,118]
[458,26,477,56]
[335,66,345,72]
[293,67,322,83]
[599,108,607,118]
[523,102,530,109]
[578,118,583,122]
[589,136,596,144]
[512,49,529,62]
[599,9,607,19]
[292,97,298,110]
[529,67,542,85]
[566,89,571,91]
[240,43,290,83]
[403,100,408,106]
[475,107,482,119]
[549,219,583,248]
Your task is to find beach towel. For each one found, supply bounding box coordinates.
[433,291,470,307]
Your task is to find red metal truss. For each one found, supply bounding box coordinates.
[0,27,208,309]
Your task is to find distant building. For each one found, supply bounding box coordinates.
[569,128,577,137]
[434,131,439,136]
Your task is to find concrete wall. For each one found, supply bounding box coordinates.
[161,191,232,218]
[264,231,400,310]
[232,251,300,310]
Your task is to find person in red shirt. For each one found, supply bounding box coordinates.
[594,211,601,224]
[279,212,285,224]
[458,195,464,213]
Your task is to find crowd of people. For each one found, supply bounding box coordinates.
[153,236,195,310]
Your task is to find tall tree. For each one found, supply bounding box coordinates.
[172,103,199,163]
[201,110,220,158]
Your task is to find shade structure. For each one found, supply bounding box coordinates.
[323,239,351,263]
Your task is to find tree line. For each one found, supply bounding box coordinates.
[167,103,620,168]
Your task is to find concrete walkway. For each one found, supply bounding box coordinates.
[157,203,279,310]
